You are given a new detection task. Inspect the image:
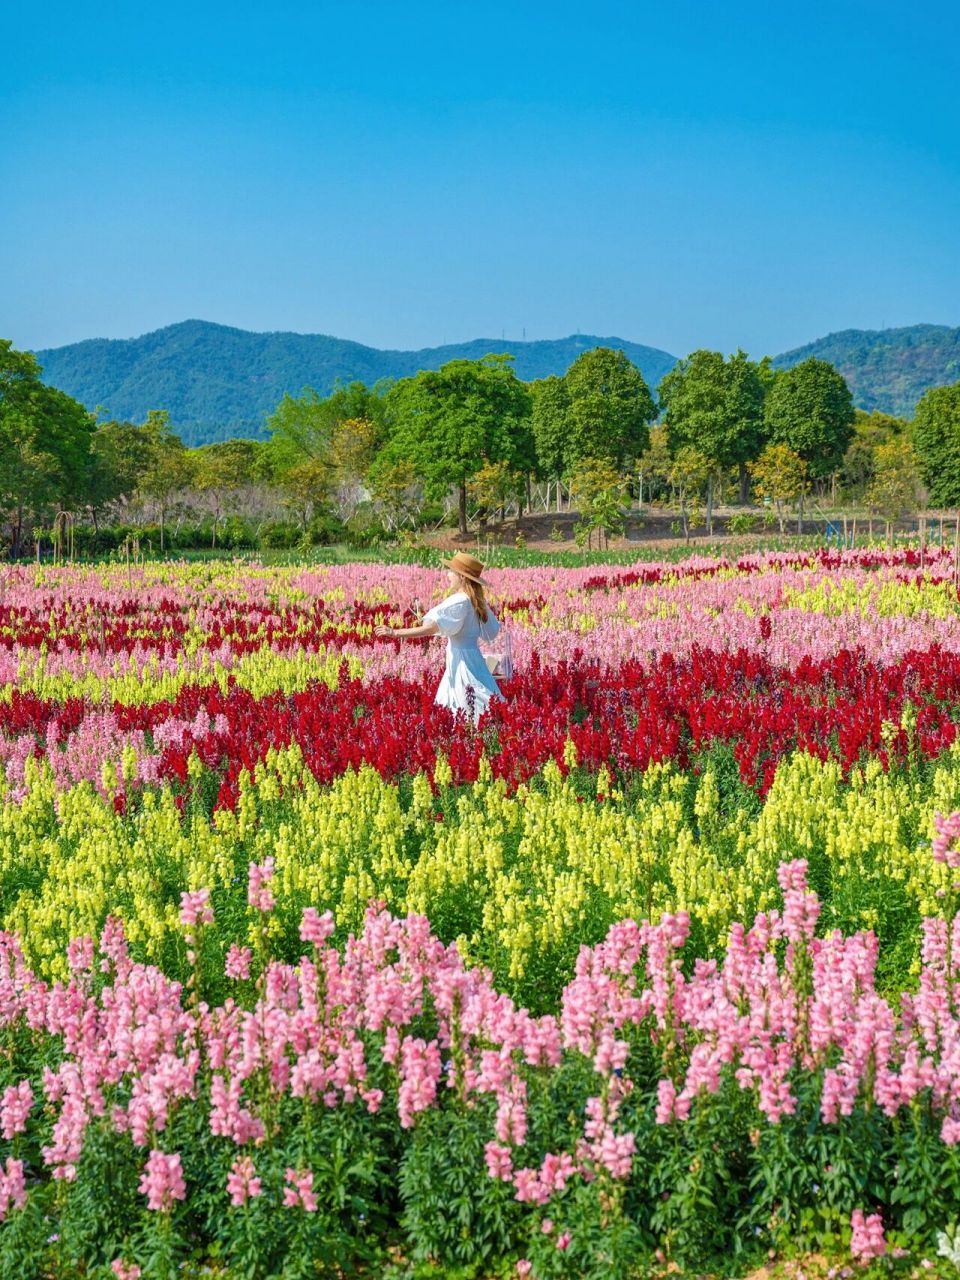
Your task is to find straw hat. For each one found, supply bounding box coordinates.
[441,552,490,586]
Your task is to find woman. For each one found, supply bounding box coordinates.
[374,552,505,722]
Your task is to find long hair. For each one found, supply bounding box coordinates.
[458,575,489,623]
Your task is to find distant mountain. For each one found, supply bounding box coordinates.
[33,320,678,446]
[773,324,960,418]
[32,319,960,445]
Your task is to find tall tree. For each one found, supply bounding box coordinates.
[138,410,194,551]
[192,439,264,547]
[266,381,384,474]
[912,382,960,508]
[383,355,533,535]
[749,443,808,534]
[658,349,767,531]
[764,358,855,482]
[0,341,95,556]
[530,376,570,482]
[563,347,656,473]
[85,418,151,528]
[866,439,919,536]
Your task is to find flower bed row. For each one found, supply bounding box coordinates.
[1,853,958,1278]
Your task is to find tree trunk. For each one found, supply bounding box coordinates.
[159,505,166,554]
[458,482,468,536]
[797,491,804,537]
[706,476,714,537]
[738,461,750,505]
[526,473,532,515]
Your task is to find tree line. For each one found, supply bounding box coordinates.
[3,334,960,556]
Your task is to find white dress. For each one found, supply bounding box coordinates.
[423,591,505,722]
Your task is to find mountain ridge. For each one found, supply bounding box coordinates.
[31,319,960,446]
[772,323,960,417]
[33,321,678,446]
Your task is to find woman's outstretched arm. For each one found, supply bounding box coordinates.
[374,621,440,640]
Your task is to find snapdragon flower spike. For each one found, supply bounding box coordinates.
[179,888,214,928]
[850,1209,887,1261]
[1,861,960,1230]
[933,810,960,870]
[247,857,275,912]
[138,1149,187,1211]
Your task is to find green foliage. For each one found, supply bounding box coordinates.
[570,458,629,549]
[35,320,678,444]
[658,348,767,472]
[563,347,657,473]
[774,322,960,418]
[530,375,570,480]
[764,358,856,478]
[842,409,909,496]
[912,381,960,507]
[866,438,920,521]
[0,339,96,555]
[400,1108,522,1272]
[382,355,534,535]
[137,409,194,549]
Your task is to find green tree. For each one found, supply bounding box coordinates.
[563,347,655,474]
[764,358,855,483]
[383,355,533,535]
[0,341,95,556]
[749,443,808,534]
[570,457,628,550]
[84,418,151,528]
[266,381,385,475]
[667,446,710,542]
[637,425,672,506]
[192,439,263,548]
[530,376,570,481]
[912,382,960,507]
[866,439,919,539]
[842,409,908,497]
[658,349,767,533]
[368,458,423,531]
[467,459,524,524]
[138,410,194,551]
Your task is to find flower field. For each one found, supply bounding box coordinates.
[2,548,960,1277]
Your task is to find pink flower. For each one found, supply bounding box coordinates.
[516,1263,532,1277]
[138,1150,186,1212]
[111,1263,142,1280]
[1,1081,33,1140]
[556,1232,572,1250]
[484,1141,514,1181]
[226,1156,262,1206]
[283,1166,317,1212]
[225,944,252,980]
[248,858,275,913]
[933,810,960,869]
[541,1218,554,1233]
[300,907,335,946]
[0,1158,27,1220]
[850,1209,886,1262]
[179,888,213,928]
[66,935,94,975]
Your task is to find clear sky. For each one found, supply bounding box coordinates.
[2,0,958,359]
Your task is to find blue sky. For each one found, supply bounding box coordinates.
[2,0,958,358]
